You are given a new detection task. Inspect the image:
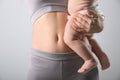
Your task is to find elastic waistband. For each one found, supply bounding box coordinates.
[30,48,80,61]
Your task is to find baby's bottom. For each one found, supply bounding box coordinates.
[64,18,97,73]
[28,48,99,80]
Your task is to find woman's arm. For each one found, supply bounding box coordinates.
[70,1,105,34]
[71,10,104,34]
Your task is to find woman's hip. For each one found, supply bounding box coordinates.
[27,48,99,80]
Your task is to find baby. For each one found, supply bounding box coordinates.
[64,0,110,73]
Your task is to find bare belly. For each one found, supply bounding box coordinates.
[32,12,73,53]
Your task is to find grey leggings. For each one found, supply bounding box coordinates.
[27,48,99,80]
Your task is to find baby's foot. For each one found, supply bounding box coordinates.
[77,59,97,73]
[99,53,110,70]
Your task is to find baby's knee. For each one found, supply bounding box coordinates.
[64,35,72,45]
[63,34,77,46]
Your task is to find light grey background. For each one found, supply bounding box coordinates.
[0,0,120,80]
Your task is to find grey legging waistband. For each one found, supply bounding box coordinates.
[31,48,80,61]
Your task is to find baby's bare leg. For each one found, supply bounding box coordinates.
[88,38,110,70]
[64,17,97,73]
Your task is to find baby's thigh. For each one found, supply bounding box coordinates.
[65,21,80,39]
[65,18,78,34]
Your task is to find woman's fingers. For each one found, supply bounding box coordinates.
[72,18,87,33]
[75,13,93,27]
[75,16,91,31]
[72,10,99,33]
[72,15,91,32]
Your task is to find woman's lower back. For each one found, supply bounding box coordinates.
[32,12,73,53]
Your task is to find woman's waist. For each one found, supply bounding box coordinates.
[32,29,73,53]
[31,33,91,53]
[32,38,73,53]
[31,12,72,53]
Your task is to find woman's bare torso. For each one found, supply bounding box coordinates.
[32,12,73,53]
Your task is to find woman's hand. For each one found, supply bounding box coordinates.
[71,9,104,33]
